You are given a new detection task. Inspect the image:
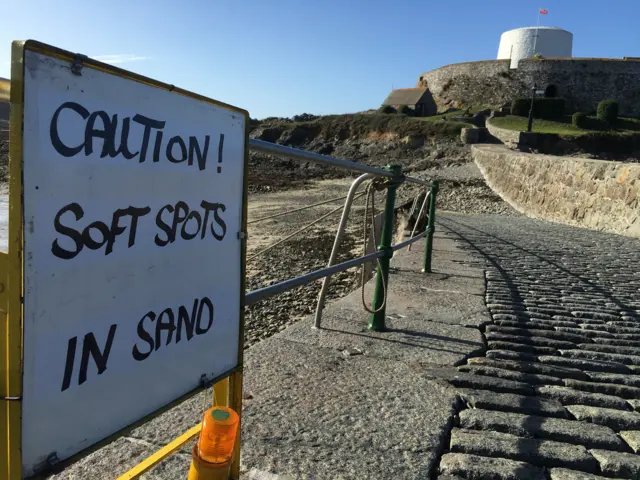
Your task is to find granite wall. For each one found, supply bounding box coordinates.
[472,144,640,238]
[419,58,640,117]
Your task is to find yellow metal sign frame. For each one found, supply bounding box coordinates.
[1,40,249,479]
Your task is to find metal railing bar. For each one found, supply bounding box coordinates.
[405,176,429,186]
[392,231,427,252]
[249,139,393,178]
[248,139,429,186]
[408,190,430,251]
[313,173,375,327]
[247,193,365,261]
[245,250,384,307]
[248,193,351,225]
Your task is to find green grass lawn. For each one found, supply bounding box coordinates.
[492,115,640,136]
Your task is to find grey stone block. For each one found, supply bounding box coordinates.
[425,368,535,395]
[438,453,546,480]
[466,357,589,381]
[567,405,640,431]
[548,468,611,480]
[458,389,568,418]
[578,343,640,356]
[450,428,599,472]
[560,348,640,367]
[486,332,576,349]
[555,326,613,339]
[487,349,539,362]
[458,365,563,386]
[564,378,640,400]
[458,409,626,451]
[536,385,631,411]
[486,326,591,344]
[586,371,640,388]
[594,337,640,348]
[590,449,640,479]
[538,356,631,374]
[628,399,640,412]
[487,340,557,355]
[620,430,640,453]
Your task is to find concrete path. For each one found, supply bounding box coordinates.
[48,227,487,479]
[431,213,640,480]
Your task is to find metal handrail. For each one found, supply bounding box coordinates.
[248,139,429,186]
[313,173,375,327]
[245,140,439,331]
[245,250,385,306]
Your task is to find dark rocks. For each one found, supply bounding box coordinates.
[449,429,599,472]
[457,409,626,451]
[566,405,640,431]
[438,453,546,480]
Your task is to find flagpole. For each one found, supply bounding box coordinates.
[533,8,541,55]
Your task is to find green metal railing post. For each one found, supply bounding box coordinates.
[422,180,439,274]
[368,164,402,332]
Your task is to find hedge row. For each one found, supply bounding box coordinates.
[511,98,565,119]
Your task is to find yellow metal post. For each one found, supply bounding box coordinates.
[213,376,229,407]
[229,370,243,480]
[1,41,26,480]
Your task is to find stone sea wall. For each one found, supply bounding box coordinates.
[419,58,640,117]
[472,144,640,237]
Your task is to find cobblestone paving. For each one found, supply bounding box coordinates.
[430,213,640,480]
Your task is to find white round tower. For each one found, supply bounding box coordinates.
[497,27,573,68]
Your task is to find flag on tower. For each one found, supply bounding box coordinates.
[540,8,548,14]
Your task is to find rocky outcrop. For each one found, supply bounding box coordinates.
[472,144,640,237]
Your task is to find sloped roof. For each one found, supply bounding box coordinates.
[382,88,430,105]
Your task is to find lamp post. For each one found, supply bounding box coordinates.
[527,84,536,133]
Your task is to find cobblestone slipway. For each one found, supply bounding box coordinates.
[432,213,640,480]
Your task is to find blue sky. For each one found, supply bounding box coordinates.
[2,0,639,119]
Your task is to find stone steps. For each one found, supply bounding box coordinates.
[432,214,640,480]
[458,365,563,386]
[449,428,599,472]
[457,409,627,451]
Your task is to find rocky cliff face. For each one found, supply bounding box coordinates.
[247,113,471,193]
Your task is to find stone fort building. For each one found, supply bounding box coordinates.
[398,27,640,117]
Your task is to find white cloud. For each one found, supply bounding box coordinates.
[91,54,150,65]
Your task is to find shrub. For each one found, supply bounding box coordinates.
[379,105,396,114]
[397,105,413,116]
[511,98,530,117]
[572,112,588,128]
[597,99,619,123]
[511,97,565,119]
